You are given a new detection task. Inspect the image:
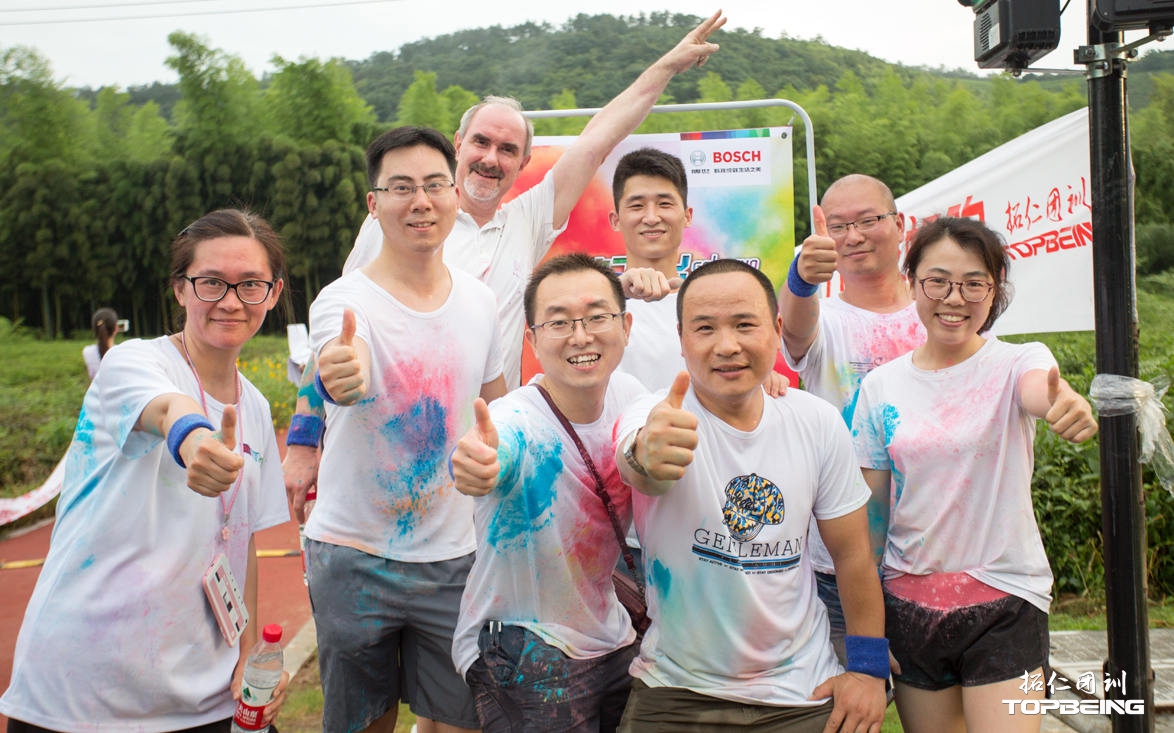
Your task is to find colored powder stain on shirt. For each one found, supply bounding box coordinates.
[842,388,861,428]
[880,404,901,445]
[650,558,672,598]
[74,407,95,446]
[379,395,449,536]
[486,439,563,551]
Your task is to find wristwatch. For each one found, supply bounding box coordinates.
[622,429,649,477]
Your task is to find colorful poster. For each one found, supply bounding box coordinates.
[894,107,1093,335]
[515,127,795,285]
[507,127,795,381]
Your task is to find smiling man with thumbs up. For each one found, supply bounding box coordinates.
[303,126,507,733]
[449,253,647,733]
[615,258,888,733]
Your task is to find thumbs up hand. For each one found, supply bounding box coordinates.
[319,309,366,405]
[452,398,502,496]
[184,405,246,497]
[796,206,839,286]
[1043,366,1099,443]
[638,371,700,482]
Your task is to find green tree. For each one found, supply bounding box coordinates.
[265,56,375,145]
[395,70,449,131]
[166,31,267,149]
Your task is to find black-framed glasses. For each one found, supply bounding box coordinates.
[371,181,456,199]
[917,277,994,303]
[181,276,275,305]
[531,313,622,338]
[826,212,897,237]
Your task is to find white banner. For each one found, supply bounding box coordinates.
[895,107,1093,335]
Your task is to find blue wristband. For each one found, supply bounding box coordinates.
[844,635,890,679]
[314,371,339,406]
[286,414,324,448]
[787,258,819,298]
[167,414,215,468]
[448,446,457,480]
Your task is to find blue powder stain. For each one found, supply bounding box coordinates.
[841,388,861,428]
[297,381,325,411]
[879,404,901,444]
[650,559,672,598]
[892,466,908,505]
[57,473,101,519]
[486,435,562,551]
[74,407,95,447]
[80,555,95,570]
[379,396,449,537]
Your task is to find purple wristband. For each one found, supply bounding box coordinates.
[313,371,339,406]
[167,414,214,468]
[286,414,324,448]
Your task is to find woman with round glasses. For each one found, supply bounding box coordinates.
[849,217,1098,732]
[1,209,293,732]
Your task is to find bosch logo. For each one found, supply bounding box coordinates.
[712,150,762,163]
[690,150,706,166]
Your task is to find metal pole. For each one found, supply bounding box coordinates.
[1084,8,1153,730]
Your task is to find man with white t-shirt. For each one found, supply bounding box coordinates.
[615,258,887,732]
[283,10,729,522]
[305,126,506,733]
[778,173,926,660]
[449,253,645,732]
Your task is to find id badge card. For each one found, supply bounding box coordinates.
[203,552,249,646]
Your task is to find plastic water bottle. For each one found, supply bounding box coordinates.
[298,487,317,586]
[231,624,283,732]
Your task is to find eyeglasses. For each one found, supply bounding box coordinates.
[371,181,456,199]
[826,212,897,237]
[181,276,275,305]
[917,277,994,303]
[531,313,622,338]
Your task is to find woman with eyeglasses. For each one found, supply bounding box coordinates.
[849,217,1098,733]
[1,209,292,733]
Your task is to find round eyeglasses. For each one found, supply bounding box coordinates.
[917,277,994,303]
[371,181,456,199]
[826,212,897,237]
[182,276,275,305]
[531,313,622,338]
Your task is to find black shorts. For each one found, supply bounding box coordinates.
[885,589,1048,690]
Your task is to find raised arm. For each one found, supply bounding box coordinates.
[780,205,837,362]
[549,10,726,228]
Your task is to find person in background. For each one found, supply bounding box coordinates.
[0,208,292,732]
[83,307,121,380]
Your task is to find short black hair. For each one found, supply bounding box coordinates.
[676,259,777,325]
[612,148,688,210]
[366,126,456,189]
[903,216,1011,333]
[524,253,625,326]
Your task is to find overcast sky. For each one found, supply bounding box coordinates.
[0,0,1154,90]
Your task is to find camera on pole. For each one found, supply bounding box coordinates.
[959,0,1062,70]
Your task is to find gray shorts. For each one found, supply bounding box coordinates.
[306,539,478,731]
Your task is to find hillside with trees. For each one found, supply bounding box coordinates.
[1,13,1172,338]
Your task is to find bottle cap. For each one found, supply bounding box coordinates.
[262,624,283,643]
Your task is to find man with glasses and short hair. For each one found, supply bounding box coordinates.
[449,253,646,732]
[778,173,927,662]
[304,126,506,733]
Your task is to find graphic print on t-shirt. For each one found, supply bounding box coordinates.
[692,473,802,574]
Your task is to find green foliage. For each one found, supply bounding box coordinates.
[266,56,375,146]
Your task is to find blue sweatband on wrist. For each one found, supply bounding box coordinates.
[845,635,890,679]
[286,414,324,448]
[167,414,215,469]
[448,446,457,480]
[314,371,339,406]
[787,258,819,297]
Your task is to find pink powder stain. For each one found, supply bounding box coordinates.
[886,572,1007,611]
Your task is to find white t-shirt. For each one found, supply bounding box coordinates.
[305,268,503,562]
[616,293,685,393]
[452,373,647,677]
[83,343,102,379]
[851,338,1057,613]
[784,296,925,574]
[345,173,563,390]
[615,387,869,706]
[0,337,288,732]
